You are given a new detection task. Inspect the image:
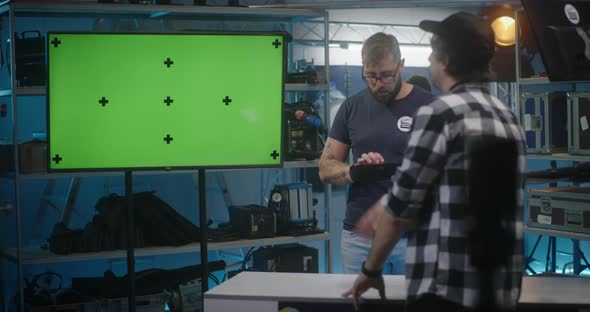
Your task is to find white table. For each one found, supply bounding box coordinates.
[204,272,590,311]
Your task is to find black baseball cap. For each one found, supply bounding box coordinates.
[419,12,495,67]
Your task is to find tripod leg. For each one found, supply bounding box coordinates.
[573,239,582,275]
[577,243,590,275]
[545,236,551,273]
[551,237,557,273]
[526,235,543,274]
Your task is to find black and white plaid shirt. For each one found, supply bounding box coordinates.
[383,83,525,308]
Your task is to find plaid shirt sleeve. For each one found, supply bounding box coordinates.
[384,103,448,221]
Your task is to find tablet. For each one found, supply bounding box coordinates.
[349,162,399,182]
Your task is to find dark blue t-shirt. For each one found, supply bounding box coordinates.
[329,86,435,231]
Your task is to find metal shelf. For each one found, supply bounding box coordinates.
[6,171,182,180]
[4,170,201,180]
[4,160,319,180]
[518,77,551,85]
[12,1,324,20]
[16,87,46,96]
[519,77,589,85]
[526,153,590,162]
[524,225,590,241]
[2,232,330,265]
[285,84,329,91]
[526,177,562,185]
[208,232,329,251]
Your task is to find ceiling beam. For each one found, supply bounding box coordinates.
[251,0,521,9]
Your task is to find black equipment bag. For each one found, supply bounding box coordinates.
[93,193,145,250]
[48,194,146,254]
[48,191,198,253]
[132,191,200,246]
[72,261,225,298]
[48,222,85,255]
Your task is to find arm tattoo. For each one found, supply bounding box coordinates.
[319,142,334,166]
[320,142,350,184]
[325,142,335,159]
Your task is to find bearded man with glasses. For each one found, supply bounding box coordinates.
[319,32,434,275]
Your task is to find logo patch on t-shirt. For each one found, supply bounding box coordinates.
[397,116,413,132]
[564,4,580,24]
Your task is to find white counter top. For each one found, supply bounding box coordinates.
[206,272,590,306]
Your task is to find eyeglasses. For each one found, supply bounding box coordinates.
[362,58,404,85]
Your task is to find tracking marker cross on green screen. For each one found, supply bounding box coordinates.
[48,32,285,171]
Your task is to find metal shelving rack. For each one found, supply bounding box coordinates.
[514,8,589,163]
[0,2,331,312]
[513,9,590,278]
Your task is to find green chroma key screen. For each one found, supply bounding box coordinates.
[47,32,284,171]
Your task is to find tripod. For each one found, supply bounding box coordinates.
[526,233,590,275]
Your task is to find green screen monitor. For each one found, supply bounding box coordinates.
[47,32,285,172]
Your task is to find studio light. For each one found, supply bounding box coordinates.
[481,5,535,81]
[482,4,517,47]
[491,15,516,46]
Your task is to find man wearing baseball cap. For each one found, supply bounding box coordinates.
[343,11,525,312]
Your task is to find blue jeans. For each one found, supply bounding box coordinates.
[341,229,407,275]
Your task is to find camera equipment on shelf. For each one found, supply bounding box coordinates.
[252,244,318,273]
[287,59,319,84]
[229,205,276,239]
[268,183,323,236]
[284,101,324,161]
[11,31,46,86]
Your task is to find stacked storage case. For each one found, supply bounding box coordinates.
[568,92,590,155]
[520,92,568,154]
[528,186,590,235]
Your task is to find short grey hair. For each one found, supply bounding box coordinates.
[361,32,401,66]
